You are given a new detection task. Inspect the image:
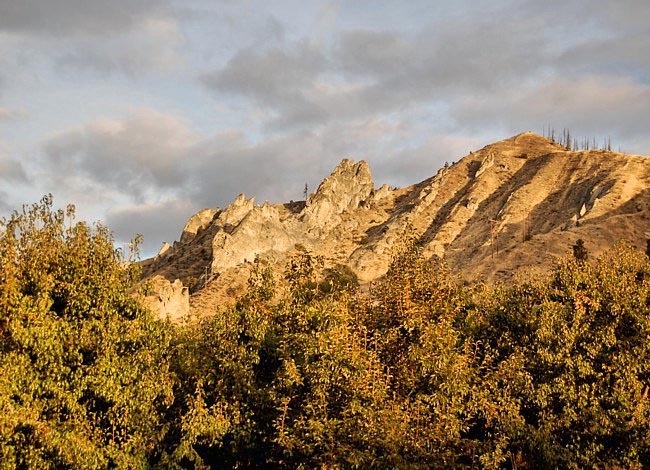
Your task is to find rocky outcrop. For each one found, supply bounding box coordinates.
[143,276,189,321]
[181,207,218,243]
[218,194,254,227]
[301,159,374,229]
[211,202,299,272]
[474,152,495,178]
[157,242,171,257]
[141,133,650,318]
[371,183,392,202]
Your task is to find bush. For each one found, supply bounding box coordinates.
[0,196,174,468]
[2,197,649,468]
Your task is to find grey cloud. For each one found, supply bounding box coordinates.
[187,117,474,210]
[0,107,27,121]
[523,0,650,32]
[41,107,503,257]
[0,108,14,120]
[43,108,199,200]
[202,15,551,131]
[558,34,650,80]
[0,0,164,36]
[0,188,17,215]
[199,0,649,141]
[336,30,412,77]
[187,129,335,208]
[202,41,328,128]
[0,159,27,183]
[374,133,486,188]
[56,17,184,76]
[0,140,28,182]
[452,76,650,142]
[104,198,197,257]
[0,0,182,78]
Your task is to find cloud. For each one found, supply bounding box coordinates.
[0,1,183,77]
[0,189,13,214]
[0,140,27,183]
[335,30,412,78]
[202,41,328,128]
[16,1,650,256]
[201,14,551,131]
[376,132,486,188]
[452,76,650,140]
[104,198,196,257]
[57,17,184,76]
[43,108,200,200]
[0,108,14,120]
[0,107,26,121]
[557,34,650,80]
[186,116,475,208]
[0,0,165,36]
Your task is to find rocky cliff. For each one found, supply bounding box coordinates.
[141,132,650,318]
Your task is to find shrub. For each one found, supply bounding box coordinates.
[0,196,174,468]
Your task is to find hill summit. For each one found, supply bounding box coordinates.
[141,132,650,319]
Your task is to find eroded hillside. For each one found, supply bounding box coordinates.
[141,132,650,319]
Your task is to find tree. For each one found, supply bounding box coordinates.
[572,238,588,263]
[0,195,174,468]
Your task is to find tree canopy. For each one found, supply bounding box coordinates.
[1,197,649,468]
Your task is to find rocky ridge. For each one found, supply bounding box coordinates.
[142,132,650,318]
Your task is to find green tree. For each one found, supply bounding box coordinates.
[0,195,174,469]
[482,243,650,467]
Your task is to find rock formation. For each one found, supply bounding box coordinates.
[302,159,374,229]
[181,207,218,244]
[141,132,650,319]
[142,276,189,322]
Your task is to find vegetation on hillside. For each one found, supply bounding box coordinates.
[1,198,649,468]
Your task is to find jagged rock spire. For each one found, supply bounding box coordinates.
[301,158,374,228]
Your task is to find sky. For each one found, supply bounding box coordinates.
[0,0,648,257]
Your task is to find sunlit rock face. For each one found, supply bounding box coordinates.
[301,159,374,230]
[142,133,650,317]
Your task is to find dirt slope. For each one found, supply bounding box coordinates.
[141,132,650,317]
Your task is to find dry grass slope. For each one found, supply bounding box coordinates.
[142,132,650,317]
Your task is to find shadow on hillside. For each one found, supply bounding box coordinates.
[419,153,556,250]
[434,152,633,267]
[592,188,650,219]
[283,201,306,213]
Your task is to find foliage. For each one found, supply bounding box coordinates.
[2,197,649,468]
[173,241,649,468]
[0,195,174,469]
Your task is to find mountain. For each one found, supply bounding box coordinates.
[141,132,650,319]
